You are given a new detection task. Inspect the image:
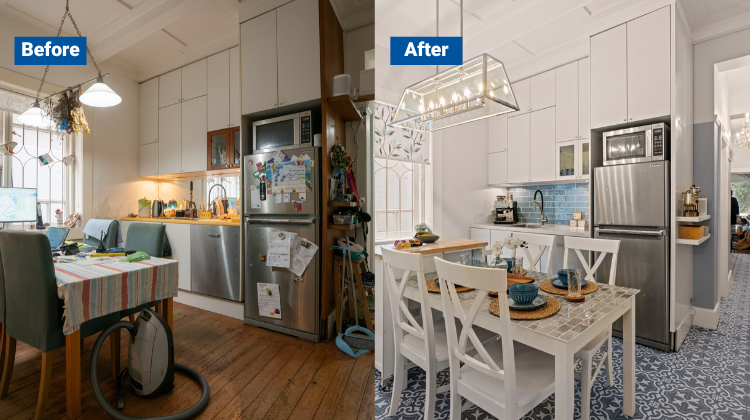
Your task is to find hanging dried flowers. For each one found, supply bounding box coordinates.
[42,87,90,135]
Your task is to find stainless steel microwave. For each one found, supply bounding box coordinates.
[252,111,314,152]
[602,123,669,166]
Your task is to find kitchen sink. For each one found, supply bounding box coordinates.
[516,223,551,229]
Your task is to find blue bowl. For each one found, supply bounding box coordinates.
[557,269,570,286]
[508,283,539,305]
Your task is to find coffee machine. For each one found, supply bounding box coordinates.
[682,185,700,217]
[494,195,518,224]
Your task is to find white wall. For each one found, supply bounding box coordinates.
[345,23,375,93]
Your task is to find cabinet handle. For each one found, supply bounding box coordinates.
[279,102,284,106]
[629,118,633,121]
[623,119,626,122]
[208,233,221,238]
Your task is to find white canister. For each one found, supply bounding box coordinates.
[697,198,707,215]
[360,68,374,96]
[577,219,586,227]
[333,74,351,97]
[569,219,577,226]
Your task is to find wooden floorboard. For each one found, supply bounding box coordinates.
[0,303,373,420]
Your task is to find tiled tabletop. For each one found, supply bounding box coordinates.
[404,268,639,344]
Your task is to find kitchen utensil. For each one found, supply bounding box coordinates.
[567,269,582,298]
[508,283,539,304]
[494,195,518,224]
[507,295,547,311]
[682,184,700,217]
[167,199,178,209]
[151,199,165,218]
[551,277,587,289]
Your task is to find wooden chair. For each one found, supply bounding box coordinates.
[510,232,556,274]
[562,236,621,420]
[434,257,556,419]
[0,230,121,420]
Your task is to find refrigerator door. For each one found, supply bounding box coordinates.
[244,217,320,341]
[594,161,669,227]
[595,227,670,350]
[243,147,319,216]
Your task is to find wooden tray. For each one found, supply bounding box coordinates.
[488,273,535,297]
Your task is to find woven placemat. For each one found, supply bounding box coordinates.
[539,279,598,295]
[489,296,562,320]
[426,278,473,293]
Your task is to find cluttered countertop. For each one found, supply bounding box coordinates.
[471,222,589,237]
[121,217,240,226]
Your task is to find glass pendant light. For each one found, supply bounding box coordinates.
[18,100,46,126]
[80,75,122,107]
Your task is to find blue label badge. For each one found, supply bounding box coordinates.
[390,37,462,65]
[15,37,87,65]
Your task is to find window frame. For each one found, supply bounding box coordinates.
[372,157,426,242]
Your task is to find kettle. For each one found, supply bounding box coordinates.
[151,199,165,218]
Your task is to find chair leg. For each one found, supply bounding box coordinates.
[424,367,437,420]
[34,351,53,420]
[0,335,16,399]
[606,330,614,387]
[449,367,461,420]
[389,352,406,417]
[128,314,136,324]
[0,324,6,376]
[581,355,592,420]
[110,331,121,381]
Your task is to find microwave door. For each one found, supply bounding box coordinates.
[603,125,653,166]
[253,113,300,153]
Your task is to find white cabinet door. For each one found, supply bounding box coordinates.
[490,230,513,257]
[488,152,508,185]
[578,57,590,139]
[627,7,670,122]
[507,113,530,183]
[470,228,491,249]
[555,61,578,143]
[556,140,578,181]
[181,96,207,173]
[488,114,507,153]
[241,10,278,114]
[139,78,158,145]
[529,107,556,183]
[182,59,207,102]
[165,223,191,291]
[159,68,181,108]
[229,46,241,128]
[207,50,230,132]
[578,139,591,180]
[509,78,530,116]
[158,103,182,175]
[139,143,158,177]
[277,0,320,107]
[530,70,555,111]
[590,24,627,128]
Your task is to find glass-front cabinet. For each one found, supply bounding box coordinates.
[208,128,241,170]
[556,139,590,181]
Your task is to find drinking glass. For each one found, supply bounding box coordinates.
[512,257,524,274]
[567,269,582,298]
[460,254,469,265]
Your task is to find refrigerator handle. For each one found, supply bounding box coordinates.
[246,217,317,225]
[595,227,666,236]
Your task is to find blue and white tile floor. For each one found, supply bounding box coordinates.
[375,254,750,419]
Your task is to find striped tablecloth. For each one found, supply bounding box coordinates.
[55,257,179,335]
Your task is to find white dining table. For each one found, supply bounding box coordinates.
[400,269,638,420]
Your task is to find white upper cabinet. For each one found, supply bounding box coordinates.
[140,142,158,177]
[578,57,590,139]
[207,50,230,132]
[159,69,181,108]
[181,59,206,101]
[555,61,578,143]
[241,9,278,115]
[627,7,670,122]
[277,0,321,107]
[529,107,556,182]
[139,78,158,145]
[590,24,627,128]
[530,70,555,111]
[229,46,241,127]
[509,78,530,116]
[488,114,508,153]
[158,103,182,175]
[181,96,207,173]
[507,113,530,183]
[488,151,508,185]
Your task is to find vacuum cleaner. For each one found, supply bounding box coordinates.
[90,308,210,419]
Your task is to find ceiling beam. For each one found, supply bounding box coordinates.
[692,8,750,44]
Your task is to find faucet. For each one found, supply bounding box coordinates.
[533,190,548,225]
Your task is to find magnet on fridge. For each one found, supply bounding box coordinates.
[293,201,302,211]
[291,277,303,283]
[259,254,266,261]
[247,158,253,166]
[299,193,306,202]
[253,170,260,179]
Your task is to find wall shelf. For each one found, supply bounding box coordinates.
[328,201,357,207]
[327,96,363,121]
[676,233,710,246]
[676,214,710,223]
[328,222,361,230]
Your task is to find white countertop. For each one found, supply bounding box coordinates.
[471,223,590,237]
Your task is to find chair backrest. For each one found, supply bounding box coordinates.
[381,247,437,363]
[511,232,556,273]
[125,223,166,257]
[434,257,518,414]
[83,220,119,249]
[563,236,620,284]
[0,230,64,352]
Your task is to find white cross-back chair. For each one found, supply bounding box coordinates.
[434,257,556,420]
[563,236,621,420]
[512,232,556,274]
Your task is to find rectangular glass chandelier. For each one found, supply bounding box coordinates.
[391,53,519,132]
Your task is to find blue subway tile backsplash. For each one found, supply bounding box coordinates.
[507,183,589,225]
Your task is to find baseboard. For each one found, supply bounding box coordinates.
[174,290,244,320]
[722,269,732,298]
[692,301,721,330]
[674,312,692,351]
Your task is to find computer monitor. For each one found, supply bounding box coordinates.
[0,187,38,223]
[47,227,69,250]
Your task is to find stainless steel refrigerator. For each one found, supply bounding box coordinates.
[243,146,320,342]
[593,161,671,351]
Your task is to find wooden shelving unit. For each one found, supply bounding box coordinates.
[355,94,374,102]
[328,222,361,230]
[326,96,363,121]
[328,201,357,207]
[676,233,710,246]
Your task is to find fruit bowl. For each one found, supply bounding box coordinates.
[414,234,439,243]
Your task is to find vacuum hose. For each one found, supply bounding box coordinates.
[90,321,210,420]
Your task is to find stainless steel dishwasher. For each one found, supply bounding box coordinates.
[190,224,242,302]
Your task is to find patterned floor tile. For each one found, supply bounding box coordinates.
[375,254,750,419]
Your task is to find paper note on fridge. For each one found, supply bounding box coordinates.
[250,185,261,209]
[289,237,318,276]
[272,150,287,163]
[266,229,296,268]
[257,283,281,319]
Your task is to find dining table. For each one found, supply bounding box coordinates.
[399,267,638,420]
[54,255,179,419]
